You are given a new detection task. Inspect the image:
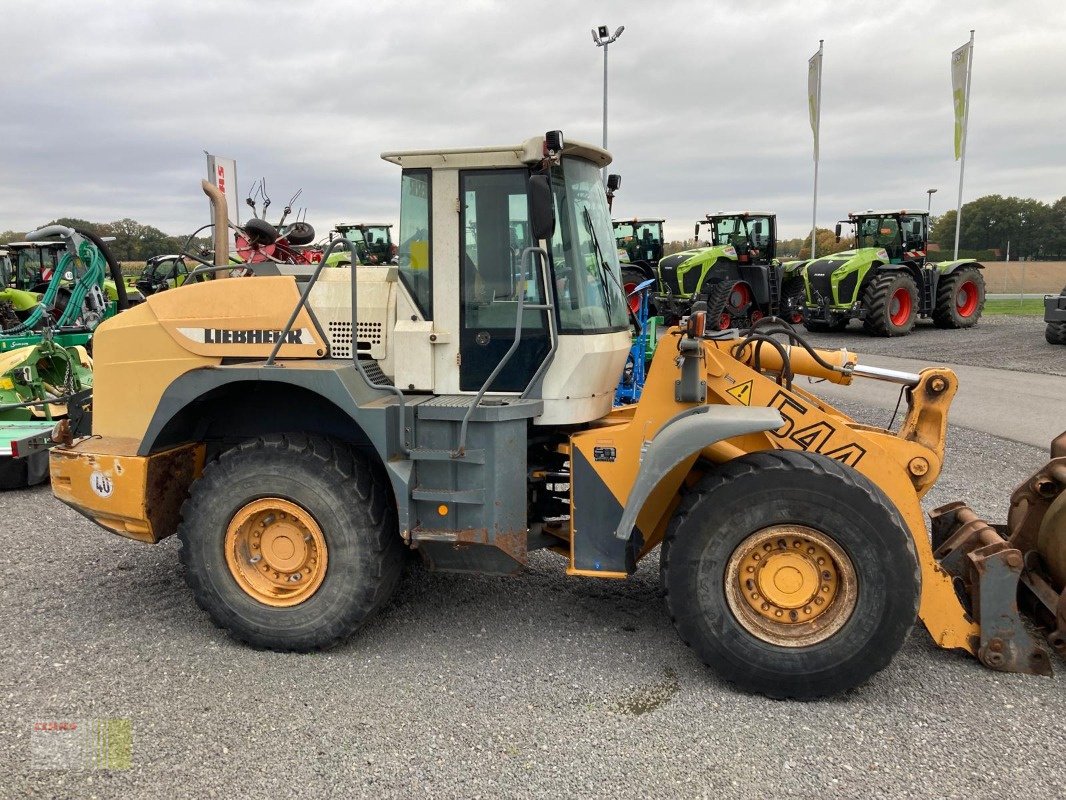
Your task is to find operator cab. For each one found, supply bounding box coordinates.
[612,218,665,266]
[311,133,631,425]
[849,210,929,264]
[700,212,776,265]
[331,223,396,265]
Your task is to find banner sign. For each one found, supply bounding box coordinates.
[206,154,239,225]
[951,42,972,160]
[808,49,822,161]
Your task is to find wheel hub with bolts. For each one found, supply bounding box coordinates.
[224,497,328,607]
[725,525,857,647]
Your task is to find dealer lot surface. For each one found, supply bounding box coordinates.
[1,318,1064,799]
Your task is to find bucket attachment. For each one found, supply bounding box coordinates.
[930,432,1066,676]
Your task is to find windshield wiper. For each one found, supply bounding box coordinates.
[583,206,641,333]
[582,206,617,315]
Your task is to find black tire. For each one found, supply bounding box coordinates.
[862,272,918,336]
[0,456,28,491]
[781,277,807,324]
[932,267,985,328]
[660,450,919,700]
[1047,321,1066,345]
[243,218,280,246]
[621,266,651,292]
[285,221,316,246]
[178,434,404,651]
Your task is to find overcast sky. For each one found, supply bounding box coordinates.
[2,0,1064,242]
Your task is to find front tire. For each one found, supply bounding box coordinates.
[933,267,985,328]
[1047,321,1066,345]
[660,451,920,699]
[178,434,404,651]
[862,272,918,336]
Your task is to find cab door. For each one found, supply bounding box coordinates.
[458,169,551,393]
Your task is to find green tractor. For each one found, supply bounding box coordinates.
[801,210,986,336]
[5,238,142,308]
[655,211,806,329]
[128,254,201,298]
[613,218,664,289]
[324,223,396,267]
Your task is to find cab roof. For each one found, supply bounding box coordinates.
[849,209,928,217]
[381,136,611,170]
[613,218,665,225]
[336,223,392,229]
[4,240,66,248]
[704,211,775,219]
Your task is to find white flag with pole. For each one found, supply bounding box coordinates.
[808,40,823,259]
[951,31,974,259]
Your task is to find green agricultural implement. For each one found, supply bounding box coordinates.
[802,210,986,336]
[655,211,805,329]
[1,225,128,488]
[324,223,396,266]
[1045,287,1066,345]
[5,238,139,308]
[0,338,92,489]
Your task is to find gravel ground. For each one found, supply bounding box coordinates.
[804,314,1066,376]
[1,415,1063,798]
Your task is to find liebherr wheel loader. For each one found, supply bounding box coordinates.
[47,132,1064,699]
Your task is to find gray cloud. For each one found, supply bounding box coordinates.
[1,0,1063,242]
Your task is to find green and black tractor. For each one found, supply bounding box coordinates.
[324,223,396,267]
[801,210,985,336]
[613,218,664,289]
[654,212,806,329]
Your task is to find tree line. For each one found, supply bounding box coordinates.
[0,217,209,262]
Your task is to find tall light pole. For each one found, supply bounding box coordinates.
[926,188,938,214]
[592,24,624,180]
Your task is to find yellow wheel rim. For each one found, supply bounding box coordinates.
[224,498,328,607]
[724,525,857,648]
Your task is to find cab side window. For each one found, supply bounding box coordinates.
[398,169,432,318]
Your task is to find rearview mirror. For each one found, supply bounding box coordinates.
[834,223,841,242]
[528,174,555,241]
[694,223,700,238]
[606,173,621,192]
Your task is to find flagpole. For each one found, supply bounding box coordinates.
[811,39,823,259]
[953,30,974,260]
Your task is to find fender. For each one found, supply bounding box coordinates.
[612,404,784,541]
[933,258,984,274]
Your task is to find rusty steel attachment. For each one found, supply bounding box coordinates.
[930,431,1066,676]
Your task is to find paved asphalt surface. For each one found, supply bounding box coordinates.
[1,317,1064,798]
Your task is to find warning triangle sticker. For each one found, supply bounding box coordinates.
[726,380,753,406]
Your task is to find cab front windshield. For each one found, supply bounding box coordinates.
[855,216,901,251]
[549,157,628,333]
[712,216,771,250]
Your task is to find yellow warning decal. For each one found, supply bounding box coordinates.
[726,379,753,406]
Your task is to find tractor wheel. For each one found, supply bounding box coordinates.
[725,281,754,317]
[862,272,918,336]
[933,267,985,328]
[1047,322,1066,345]
[622,266,649,315]
[660,450,919,699]
[781,278,807,325]
[704,280,737,330]
[178,434,404,651]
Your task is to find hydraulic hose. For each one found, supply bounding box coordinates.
[77,228,129,310]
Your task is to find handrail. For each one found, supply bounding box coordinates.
[452,246,552,457]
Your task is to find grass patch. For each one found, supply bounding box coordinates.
[983,298,1046,316]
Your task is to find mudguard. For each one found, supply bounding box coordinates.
[612,404,784,541]
[932,258,983,274]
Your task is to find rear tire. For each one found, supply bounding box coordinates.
[178,434,404,651]
[862,272,918,336]
[1047,322,1066,345]
[0,457,28,491]
[660,450,919,699]
[933,267,985,328]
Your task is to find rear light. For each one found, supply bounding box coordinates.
[9,440,18,458]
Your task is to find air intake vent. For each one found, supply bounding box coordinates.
[327,320,383,358]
